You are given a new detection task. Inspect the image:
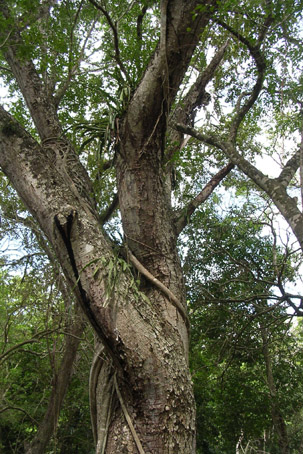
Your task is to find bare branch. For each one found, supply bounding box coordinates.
[167,41,229,162]
[175,162,234,235]
[173,41,229,126]
[257,4,274,45]
[0,406,39,424]
[174,121,303,249]
[54,13,100,106]
[0,329,58,363]
[173,122,223,148]
[137,5,148,41]
[214,18,254,53]
[0,64,12,73]
[0,29,12,48]
[174,122,269,189]
[69,0,85,56]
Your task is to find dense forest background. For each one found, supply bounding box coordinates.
[1,0,303,453]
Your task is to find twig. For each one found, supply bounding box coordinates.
[0,30,12,48]
[117,0,137,23]
[0,406,39,424]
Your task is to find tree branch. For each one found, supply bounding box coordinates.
[214,18,253,51]
[214,18,268,142]
[276,146,301,188]
[87,0,131,85]
[0,29,12,48]
[0,7,61,140]
[120,0,217,163]
[174,122,269,190]
[54,14,100,107]
[174,121,303,249]
[0,329,57,363]
[136,5,148,41]
[175,162,234,235]
[167,41,229,162]
[0,406,39,424]
[100,193,119,225]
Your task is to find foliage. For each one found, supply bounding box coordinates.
[182,201,303,453]
[0,267,94,453]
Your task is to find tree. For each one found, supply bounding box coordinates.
[0,1,302,453]
[175,0,303,252]
[0,1,225,452]
[184,203,303,453]
[0,270,93,454]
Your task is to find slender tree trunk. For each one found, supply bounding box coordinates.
[25,308,85,454]
[260,326,290,454]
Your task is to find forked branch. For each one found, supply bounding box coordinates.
[167,41,229,162]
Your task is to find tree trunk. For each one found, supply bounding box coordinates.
[260,326,290,454]
[0,95,196,453]
[25,309,85,454]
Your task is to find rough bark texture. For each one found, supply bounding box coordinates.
[0,1,219,452]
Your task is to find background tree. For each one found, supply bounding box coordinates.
[175,0,303,251]
[184,201,303,453]
[0,269,93,454]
